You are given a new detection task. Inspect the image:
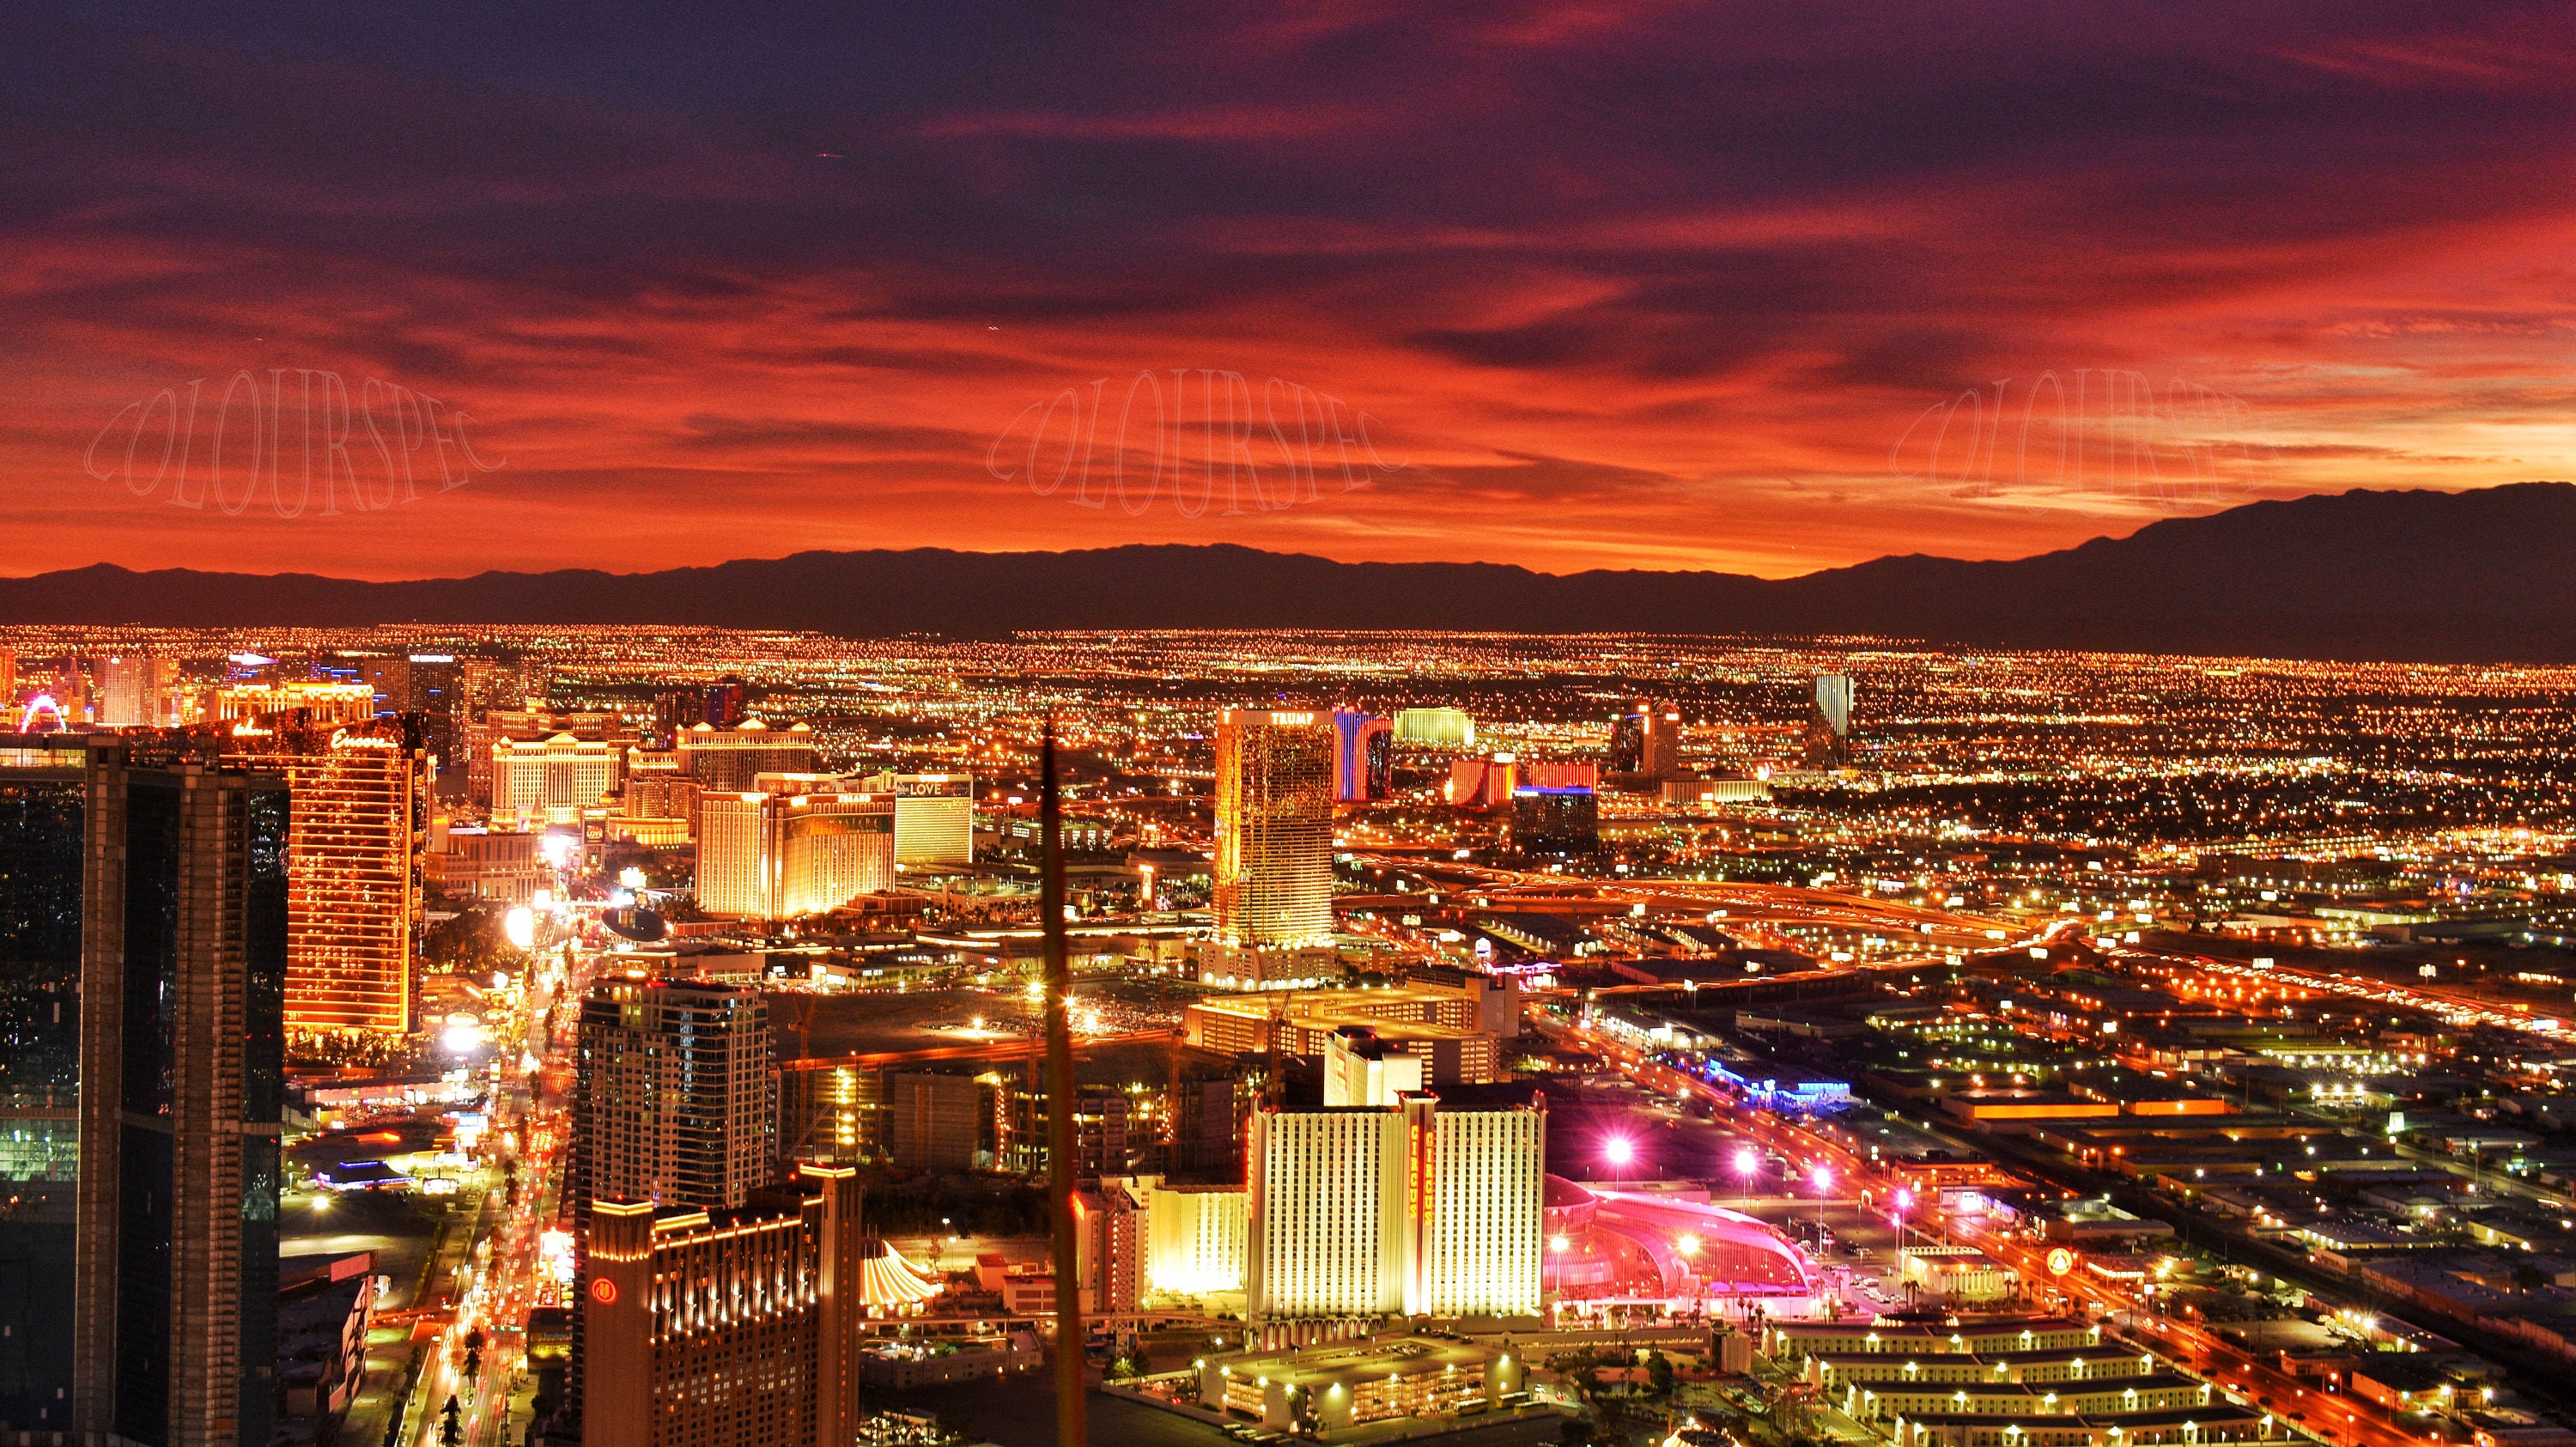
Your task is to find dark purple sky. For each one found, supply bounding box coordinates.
[7,2,2571,578]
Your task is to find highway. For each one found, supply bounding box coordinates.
[1347,854,2015,961]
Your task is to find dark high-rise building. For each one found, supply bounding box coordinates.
[647,690,698,749]
[1171,1075,1246,1177]
[570,979,776,1424]
[1510,786,1600,858]
[879,1071,980,1173]
[704,678,750,730]
[402,654,462,765]
[0,736,88,1433]
[0,733,288,1447]
[1605,702,1681,789]
[458,654,547,724]
[354,654,410,719]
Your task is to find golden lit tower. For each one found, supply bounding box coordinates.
[1246,1093,1543,1322]
[1207,709,1335,987]
[229,720,428,1036]
[582,1165,863,1447]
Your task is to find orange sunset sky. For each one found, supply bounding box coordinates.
[4,2,2572,581]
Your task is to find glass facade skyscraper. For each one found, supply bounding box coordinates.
[1212,709,1335,951]
[0,734,287,1447]
[0,737,88,1432]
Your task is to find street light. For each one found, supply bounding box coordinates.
[1811,1164,1832,1245]
[1735,1148,1758,1204]
[1892,1187,1914,1304]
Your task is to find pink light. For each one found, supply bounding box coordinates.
[1810,1164,1832,1191]
[1734,1148,1757,1175]
[1894,1188,1915,1214]
[1603,1135,1636,1167]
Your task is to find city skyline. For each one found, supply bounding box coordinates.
[5,631,2576,1447]
[9,9,2576,1447]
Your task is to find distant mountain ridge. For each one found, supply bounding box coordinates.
[8,483,2576,661]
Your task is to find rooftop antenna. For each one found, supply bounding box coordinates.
[1042,714,1088,1447]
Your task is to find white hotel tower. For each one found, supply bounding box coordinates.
[1247,1094,1544,1322]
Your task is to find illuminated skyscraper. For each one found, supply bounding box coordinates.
[1413,1098,1546,1319]
[704,677,750,729]
[1445,753,1517,809]
[1814,675,1854,738]
[490,732,617,827]
[583,1165,863,1447]
[1323,1027,1423,1107]
[695,781,896,918]
[571,979,777,1426]
[677,718,820,792]
[1392,707,1474,748]
[98,654,179,727]
[229,720,428,1036]
[0,733,288,1447]
[1331,709,1392,802]
[1246,1107,1404,1319]
[1072,1182,1145,1316]
[855,771,975,866]
[573,980,777,1219]
[1246,1094,1543,1322]
[206,680,377,726]
[1804,673,1856,767]
[465,704,632,806]
[1208,709,1334,985]
[1146,1184,1248,1299]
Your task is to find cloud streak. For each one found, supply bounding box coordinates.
[0,0,2571,580]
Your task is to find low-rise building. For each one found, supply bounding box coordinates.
[1200,1335,1528,1433]
[855,1331,1041,1389]
[1900,1246,2020,1304]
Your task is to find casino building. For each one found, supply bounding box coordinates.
[1247,1094,1544,1322]
[582,1164,864,1447]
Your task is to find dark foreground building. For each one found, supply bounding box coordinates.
[0,733,288,1447]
